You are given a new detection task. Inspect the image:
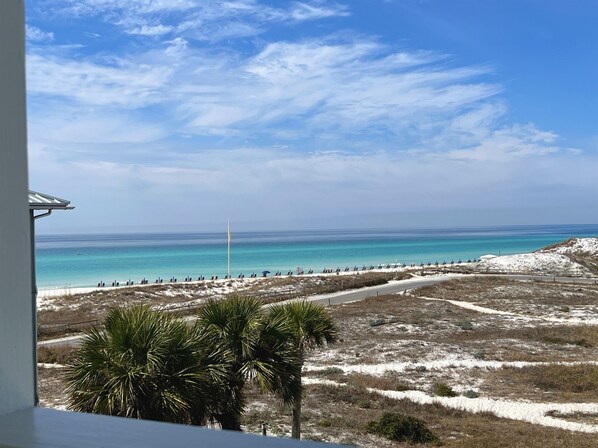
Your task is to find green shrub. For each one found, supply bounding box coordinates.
[458,320,473,331]
[318,419,333,428]
[463,389,480,399]
[356,399,371,408]
[370,318,386,327]
[543,335,592,348]
[432,382,458,397]
[366,412,438,443]
[473,350,486,360]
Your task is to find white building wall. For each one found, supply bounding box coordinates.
[0,0,35,414]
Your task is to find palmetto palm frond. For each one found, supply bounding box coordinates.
[66,305,220,424]
[194,296,299,430]
[269,300,338,350]
[268,300,338,439]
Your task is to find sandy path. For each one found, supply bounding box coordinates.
[305,360,598,375]
[415,294,598,325]
[303,378,598,433]
[377,389,598,433]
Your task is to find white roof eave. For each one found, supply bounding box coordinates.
[28,190,73,210]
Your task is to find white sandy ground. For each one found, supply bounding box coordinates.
[37,276,264,299]
[302,378,598,433]
[36,265,435,298]
[38,363,67,369]
[477,253,591,276]
[540,238,598,257]
[476,238,598,276]
[36,276,266,311]
[377,389,598,433]
[35,265,427,311]
[415,295,598,325]
[304,360,598,375]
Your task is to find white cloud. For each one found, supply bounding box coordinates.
[127,24,173,36]
[25,2,592,230]
[26,35,562,165]
[289,2,350,21]
[55,0,198,17]
[29,142,598,232]
[178,20,264,42]
[179,40,501,136]
[445,124,560,162]
[27,52,173,107]
[26,25,54,42]
[46,115,167,144]
[48,1,350,42]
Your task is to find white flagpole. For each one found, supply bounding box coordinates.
[227,219,231,278]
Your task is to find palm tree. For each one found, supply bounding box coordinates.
[269,300,338,439]
[195,296,300,431]
[65,305,222,424]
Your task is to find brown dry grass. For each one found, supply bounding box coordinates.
[38,271,407,339]
[37,274,598,446]
[346,373,415,392]
[242,383,598,447]
[414,277,598,312]
[38,368,598,447]
[485,365,598,403]
[38,345,77,364]
[546,411,598,425]
[37,367,68,410]
[322,290,597,365]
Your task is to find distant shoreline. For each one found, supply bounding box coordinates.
[35,227,598,292]
[37,265,419,298]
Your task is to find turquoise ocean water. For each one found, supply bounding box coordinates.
[36,224,598,290]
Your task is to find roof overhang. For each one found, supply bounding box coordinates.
[28,190,73,211]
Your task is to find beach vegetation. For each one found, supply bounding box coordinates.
[65,305,224,424]
[194,295,300,431]
[458,320,474,331]
[346,373,415,392]
[463,390,480,399]
[269,300,338,439]
[45,275,598,445]
[473,349,486,360]
[432,382,458,397]
[495,365,598,397]
[38,344,76,365]
[365,412,438,443]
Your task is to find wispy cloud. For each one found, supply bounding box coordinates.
[26,25,54,42]
[445,124,560,162]
[127,24,173,36]
[29,141,598,232]
[27,33,565,164]
[27,52,173,107]
[45,0,349,42]
[289,2,350,21]
[25,0,594,231]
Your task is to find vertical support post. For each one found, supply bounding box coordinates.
[31,210,39,405]
[0,0,35,415]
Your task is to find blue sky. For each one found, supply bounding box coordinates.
[25,0,598,233]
